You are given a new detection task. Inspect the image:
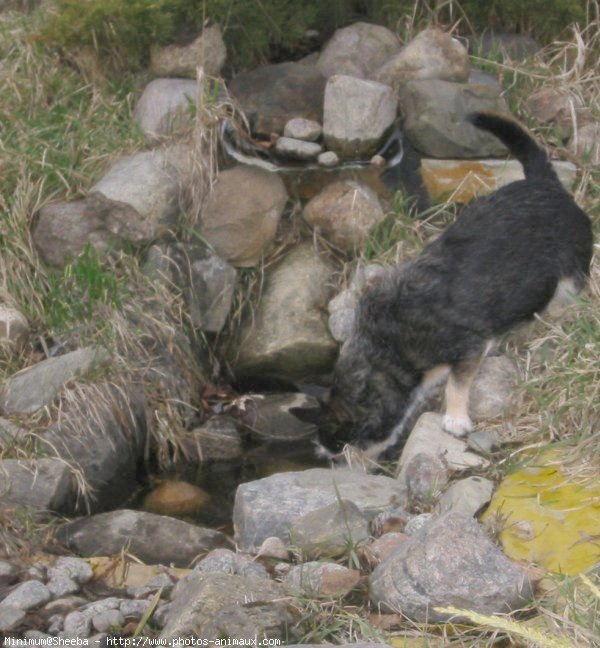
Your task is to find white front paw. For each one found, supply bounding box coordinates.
[443,414,473,437]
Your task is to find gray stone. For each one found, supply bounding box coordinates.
[81,598,122,615]
[376,27,470,91]
[285,561,360,597]
[397,413,489,482]
[199,165,288,267]
[33,196,156,268]
[467,430,502,454]
[0,605,26,632]
[404,513,434,536]
[55,509,227,568]
[126,573,175,599]
[27,563,47,580]
[120,599,152,619]
[317,151,339,167]
[234,467,407,552]
[289,499,370,558]
[369,513,534,622]
[47,576,80,598]
[303,180,385,252]
[283,118,322,141]
[0,458,73,513]
[0,580,51,610]
[160,572,294,642]
[234,243,337,382]
[91,609,125,633]
[400,80,509,158]
[48,614,64,634]
[243,392,318,443]
[153,602,172,628]
[133,78,197,144]
[63,610,92,638]
[275,136,323,160]
[470,356,520,420]
[317,22,401,80]
[0,305,28,353]
[228,62,326,138]
[192,548,269,580]
[0,417,30,451]
[48,556,94,584]
[189,416,243,461]
[0,346,109,414]
[150,24,226,78]
[323,75,396,160]
[145,242,237,332]
[0,560,20,584]
[90,150,180,233]
[436,476,495,517]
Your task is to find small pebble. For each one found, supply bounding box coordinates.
[92,609,125,633]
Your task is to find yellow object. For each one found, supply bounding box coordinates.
[482,448,600,574]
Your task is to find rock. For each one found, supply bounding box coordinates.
[421,157,578,202]
[436,476,495,517]
[0,606,26,632]
[145,242,237,332]
[526,87,588,139]
[0,417,30,451]
[153,602,172,628]
[189,416,243,461]
[317,22,401,80]
[404,513,434,536]
[0,580,51,610]
[38,384,148,514]
[44,596,88,615]
[396,413,489,482]
[400,80,509,158]
[256,537,290,561]
[376,28,470,91]
[143,480,211,518]
[470,356,520,420]
[90,150,180,234]
[199,165,288,267]
[150,24,226,78]
[55,509,227,567]
[303,180,385,252]
[47,576,80,598]
[233,467,407,552]
[63,610,92,638]
[127,573,175,599]
[369,506,411,536]
[91,609,125,633]
[0,560,20,585]
[133,78,197,144]
[468,69,503,94]
[33,196,155,268]
[285,561,360,597]
[568,121,600,165]
[27,563,47,581]
[0,346,109,414]
[120,599,152,619]
[466,430,502,454]
[242,392,318,442]
[403,452,450,509]
[0,305,28,352]
[159,572,294,642]
[81,598,122,615]
[193,548,269,580]
[48,557,94,585]
[228,62,326,138]
[369,512,534,622]
[48,614,64,634]
[318,151,339,167]
[0,458,73,513]
[289,499,370,558]
[233,243,337,382]
[284,118,322,141]
[275,136,323,160]
[323,75,396,160]
[369,532,407,562]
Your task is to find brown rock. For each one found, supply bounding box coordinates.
[526,87,590,139]
[144,480,211,518]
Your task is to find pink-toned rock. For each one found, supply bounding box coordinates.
[369,533,408,562]
[285,561,361,597]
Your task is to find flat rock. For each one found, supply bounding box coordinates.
[160,572,294,642]
[285,561,360,597]
[303,179,385,252]
[421,157,578,202]
[284,118,322,141]
[188,416,243,461]
[369,512,534,622]
[0,580,51,611]
[90,150,180,233]
[0,458,73,513]
[199,165,288,267]
[228,62,326,138]
[436,476,495,517]
[275,136,322,160]
[55,509,227,568]
[33,196,156,268]
[150,24,226,78]
[0,346,109,414]
[234,467,407,552]
[396,413,488,483]
[233,242,337,382]
[317,22,400,80]
[323,75,396,160]
[400,80,509,158]
[376,27,470,91]
[144,242,237,332]
[470,356,520,420]
[133,78,197,144]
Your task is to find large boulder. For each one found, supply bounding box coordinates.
[199,165,288,267]
[317,22,401,80]
[228,62,326,138]
[369,512,534,622]
[233,242,337,382]
[323,74,396,160]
